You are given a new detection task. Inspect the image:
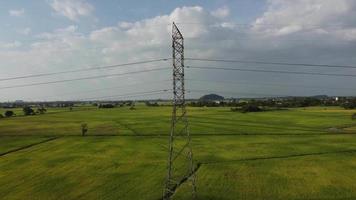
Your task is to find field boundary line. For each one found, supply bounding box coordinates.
[2,133,356,137]
[0,137,59,157]
[0,134,167,137]
[201,149,356,165]
[114,120,141,136]
[190,117,322,132]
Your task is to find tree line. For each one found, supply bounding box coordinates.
[0,106,47,118]
[190,96,356,110]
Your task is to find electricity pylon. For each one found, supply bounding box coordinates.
[163,22,196,200]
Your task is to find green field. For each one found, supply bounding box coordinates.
[1,106,356,199]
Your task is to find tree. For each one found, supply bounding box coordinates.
[23,106,35,116]
[342,100,356,109]
[81,123,88,136]
[129,102,136,110]
[4,110,14,117]
[126,101,134,106]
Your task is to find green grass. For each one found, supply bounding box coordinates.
[1,106,356,199]
[175,153,356,200]
[0,137,167,200]
[1,106,355,136]
[173,134,356,199]
[0,136,51,154]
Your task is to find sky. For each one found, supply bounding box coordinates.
[1,0,356,101]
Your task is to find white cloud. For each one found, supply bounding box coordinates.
[18,28,31,35]
[0,6,223,101]
[118,22,134,29]
[37,25,79,39]
[276,25,302,36]
[2,4,356,101]
[9,8,25,17]
[0,41,22,49]
[253,0,356,38]
[50,0,94,21]
[212,6,230,18]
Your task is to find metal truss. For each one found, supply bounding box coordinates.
[163,22,196,200]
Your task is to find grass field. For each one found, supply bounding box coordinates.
[1,106,356,199]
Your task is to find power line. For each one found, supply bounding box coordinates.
[42,79,171,100]
[187,66,356,78]
[0,58,170,82]
[186,79,356,92]
[0,67,169,90]
[186,58,356,69]
[72,89,170,101]
[36,90,169,102]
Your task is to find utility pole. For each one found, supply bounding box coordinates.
[163,22,196,200]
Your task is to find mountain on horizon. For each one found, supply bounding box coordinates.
[199,94,224,101]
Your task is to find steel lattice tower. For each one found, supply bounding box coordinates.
[163,22,196,200]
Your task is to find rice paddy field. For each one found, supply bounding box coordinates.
[1,105,356,199]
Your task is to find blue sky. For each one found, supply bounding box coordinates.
[1,0,356,101]
[0,0,266,42]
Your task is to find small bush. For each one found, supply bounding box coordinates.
[23,107,35,116]
[241,105,263,113]
[352,113,356,120]
[98,104,115,109]
[4,110,14,117]
[231,105,263,113]
[145,102,159,107]
[230,107,239,112]
[0,114,4,118]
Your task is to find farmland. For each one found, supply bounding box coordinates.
[1,106,356,199]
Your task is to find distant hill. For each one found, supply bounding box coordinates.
[199,94,224,101]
